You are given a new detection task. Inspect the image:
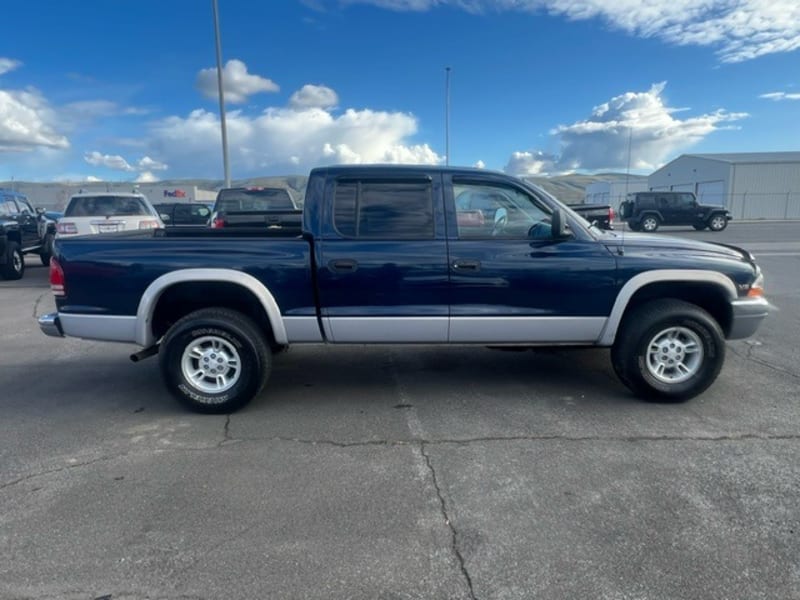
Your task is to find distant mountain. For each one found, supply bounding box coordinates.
[524,172,648,204]
[1,171,645,207]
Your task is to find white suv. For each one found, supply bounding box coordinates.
[56,193,163,237]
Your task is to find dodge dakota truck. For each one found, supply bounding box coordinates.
[39,165,768,413]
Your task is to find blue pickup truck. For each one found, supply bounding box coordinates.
[39,165,768,413]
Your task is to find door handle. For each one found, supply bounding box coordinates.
[452,259,481,271]
[329,259,358,273]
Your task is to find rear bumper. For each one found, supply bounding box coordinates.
[728,297,769,340]
[39,312,64,338]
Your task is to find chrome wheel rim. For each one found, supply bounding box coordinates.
[643,218,657,231]
[12,251,22,273]
[710,216,725,230]
[646,326,704,384]
[181,335,241,395]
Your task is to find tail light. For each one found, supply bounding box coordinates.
[211,215,226,228]
[608,207,615,225]
[50,258,66,297]
[138,219,160,230]
[57,222,78,235]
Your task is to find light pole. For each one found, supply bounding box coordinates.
[212,0,231,188]
[445,66,451,166]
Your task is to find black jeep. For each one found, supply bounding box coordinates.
[0,189,57,280]
[619,191,731,233]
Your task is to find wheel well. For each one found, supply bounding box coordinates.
[151,282,278,347]
[622,282,733,336]
[5,231,21,245]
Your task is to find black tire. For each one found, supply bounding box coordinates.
[1,241,24,280]
[627,222,640,232]
[611,299,725,402]
[707,214,728,232]
[158,308,271,413]
[39,233,54,266]
[640,215,660,233]
[692,224,707,231]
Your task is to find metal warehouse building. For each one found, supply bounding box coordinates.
[648,152,800,219]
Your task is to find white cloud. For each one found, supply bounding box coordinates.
[504,151,557,176]
[505,82,747,174]
[137,156,168,171]
[0,88,69,151]
[349,0,800,62]
[759,91,800,101]
[473,160,486,169]
[84,150,135,171]
[0,58,21,76]
[85,175,102,182]
[135,171,159,183]
[196,59,279,104]
[290,84,339,109]
[146,89,442,177]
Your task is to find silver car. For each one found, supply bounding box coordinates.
[56,193,163,238]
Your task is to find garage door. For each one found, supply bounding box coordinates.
[671,183,695,193]
[697,181,725,206]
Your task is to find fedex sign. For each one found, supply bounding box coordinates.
[164,189,187,198]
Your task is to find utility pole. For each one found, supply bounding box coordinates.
[445,67,451,166]
[212,0,231,188]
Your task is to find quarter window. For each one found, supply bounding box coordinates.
[333,180,434,239]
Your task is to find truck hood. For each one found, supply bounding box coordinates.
[603,232,754,264]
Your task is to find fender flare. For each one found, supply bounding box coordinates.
[135,268,287,347]
[597,269,737,346]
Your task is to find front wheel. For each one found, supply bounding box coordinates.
[708,214,728,231]
[158,308,271,413]
[611,299,725,402]
[1,241,24,280]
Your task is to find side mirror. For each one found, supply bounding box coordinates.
[551,208,570,239]
[160,213,171,222]
[36,207,46,215]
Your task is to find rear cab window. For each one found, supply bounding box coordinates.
[216,188,296,212]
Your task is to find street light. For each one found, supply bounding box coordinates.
[212,0,231,188]
[445,66,451,166]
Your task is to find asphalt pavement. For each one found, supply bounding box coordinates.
[1,222,798,600]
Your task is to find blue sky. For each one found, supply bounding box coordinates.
[1,0,798,182]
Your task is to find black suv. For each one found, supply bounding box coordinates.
[619,191,731,233]
[0,189,56,280]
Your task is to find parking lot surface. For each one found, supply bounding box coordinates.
[1,222,798,600]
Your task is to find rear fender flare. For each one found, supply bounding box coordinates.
[597,270,737,346]
[136,269,287,347]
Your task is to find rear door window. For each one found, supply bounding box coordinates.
[333,180,434,239]
[65,196,151,217]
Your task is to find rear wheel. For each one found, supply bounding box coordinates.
[39,233,54,266]
[627,222,640,232]
[692,224,706,231]
[159,308,271,413]
[708,214,728,231]
[611,299,725,402]
[641,215,660,232]
[1,241,24,280]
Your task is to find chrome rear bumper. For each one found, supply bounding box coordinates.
[39,312,64,338]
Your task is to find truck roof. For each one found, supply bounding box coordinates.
[312,164,503,177]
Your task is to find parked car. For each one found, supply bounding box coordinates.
[39,165,767,413]
[567,203,615,230]
[154,202,213,227]
[210,186,302,230]
[56,193,163,238]
[620,191,731,232]
[0,189,57,279]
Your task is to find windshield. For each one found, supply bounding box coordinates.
[216,188,295,212]
[65,196,152,218]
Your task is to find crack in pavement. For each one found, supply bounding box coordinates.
[31,290,48,319]
[0,454,123,491]
[420,442,477,600]
[729,343,800,381]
